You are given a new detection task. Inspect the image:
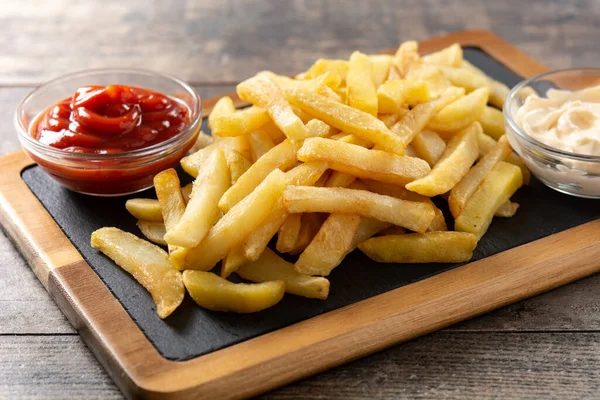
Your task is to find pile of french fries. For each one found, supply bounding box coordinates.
[91,41,530,318]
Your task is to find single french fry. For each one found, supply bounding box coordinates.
[411,129,446,167]
[306,118,331,138]
[219,139,300,213]
[238,73,310,140]
[211,105,271,137]
[91,227,184,319]
[346,51,378,116]
[428,207,448,232]
[422,43,463,67]
[369,54,393,87]
[406,123,480,196]
[190,130,214,153]
[290,213,325,255]
[185,169,286,270]
[283,186,435,233]
[479,106,505,140]
[377,79,432,114]
[405,63,453,96]
[427,87,489,133]
[181,136,250,177]
[495,201,520,217]
[226,150,252,184]
[389,41,420,79]
[154,169,189,269]
[378,113,401,129]
[238,248,330,300]
[388,87,464,151]
[208,96,236,134]
[248,130,275,162]
[270,71,342,92]
[295,213,361,276]
[359,231,477,263]
[449,135,512,218]
[477,132,531,185]
[242,162,329,261]
[276,213,302,253]
[439,66,488,93]
[455,161,523,239]
[137,220,167,246]
[126,198,163,222]
[259,121,287,144]
[164,149,230,248]
[297,137,430,186]
[285,88,405,154]
[462,60,510,108]
[221,243,248,278]
[183,270,285,313]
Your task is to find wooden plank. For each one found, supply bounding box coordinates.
[0,0,597,85]
[3,333,600,400]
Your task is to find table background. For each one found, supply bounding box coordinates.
[1,1,599,398]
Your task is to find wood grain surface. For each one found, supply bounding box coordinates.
[1,0,599,399]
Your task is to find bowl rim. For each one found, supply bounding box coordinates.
[504,67,600,162]
[14,67,202,160]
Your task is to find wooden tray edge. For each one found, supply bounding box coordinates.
[1,30,584,400]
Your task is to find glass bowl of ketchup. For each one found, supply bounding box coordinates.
[15,69,202,196]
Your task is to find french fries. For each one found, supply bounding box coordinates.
[94,40,530,315]
[406,123,479,196]
[183,270,285,313]
[283,186,435,233]
[238,249,330,299]
[185,169,286,270]
[358,231,477,263]
[346,51,378,115]
[164,150,230,248]
[91,228,184,318]
[455,161,523,238]
[449,135,512,218]
[297,137,431,186]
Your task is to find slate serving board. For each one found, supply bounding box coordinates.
[19,47,600,361]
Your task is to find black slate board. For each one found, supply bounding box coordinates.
[20,48,600,361]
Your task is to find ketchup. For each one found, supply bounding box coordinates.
[32,85,190,154]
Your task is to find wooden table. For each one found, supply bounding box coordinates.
[1,1,599,398]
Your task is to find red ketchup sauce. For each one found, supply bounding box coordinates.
[28,85,198,195]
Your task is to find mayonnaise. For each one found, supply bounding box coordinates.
[514,85,600,155]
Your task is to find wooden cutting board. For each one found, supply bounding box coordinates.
[1,30,599,399]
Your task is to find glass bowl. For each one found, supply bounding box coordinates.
[15,69,202,196]
[504,68,600,198]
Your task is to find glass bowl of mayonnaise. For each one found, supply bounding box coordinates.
[505,68,600,198]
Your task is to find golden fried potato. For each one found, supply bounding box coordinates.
[185,169,286,270]
[181,183,193,203]
[449,135,512,218]
[306,118,332,138]
[297,137,430,186]
[361,179,429,203]
[248,130,275,162]
[406,123,479,196]
[221,244,248,278]
[368,54,393,87]
[346,51,378,116]
[389,41,420,79]
[208,96,236,134]
[405,64,453,96]
[270,70,342,92]
[439,66,488,93]
[377,79,432,114]
[137,220,167,246]
[91,227,184,319]
[455,161,523,239]
[181,136,250,178]
[242,162,329,261]
[427,87,489,133]
[285,88,405,154]
[183,270,285,313]
[276,213,302,253]
[226,150,252,185]
[164,149,230,248]
[377,225,406,236]
[219,139,300,213]
[283,186,435,233]
[259,121,287,144]
[422,43,463,67]
[301,59,349,82]
[126,198,163,222]
[238,73,310,140]
[410,129,446,167]
[477,132,531,185]
[211,105,270,137]
[290,213,325,255]
[358,231,477,263]
[190,130,214,153]
[462,60,510,108]
[295,213,361,276]
[238,248,330,300]
[479,106,505,140]
[495,201,520,217]
[378,113,401,129]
